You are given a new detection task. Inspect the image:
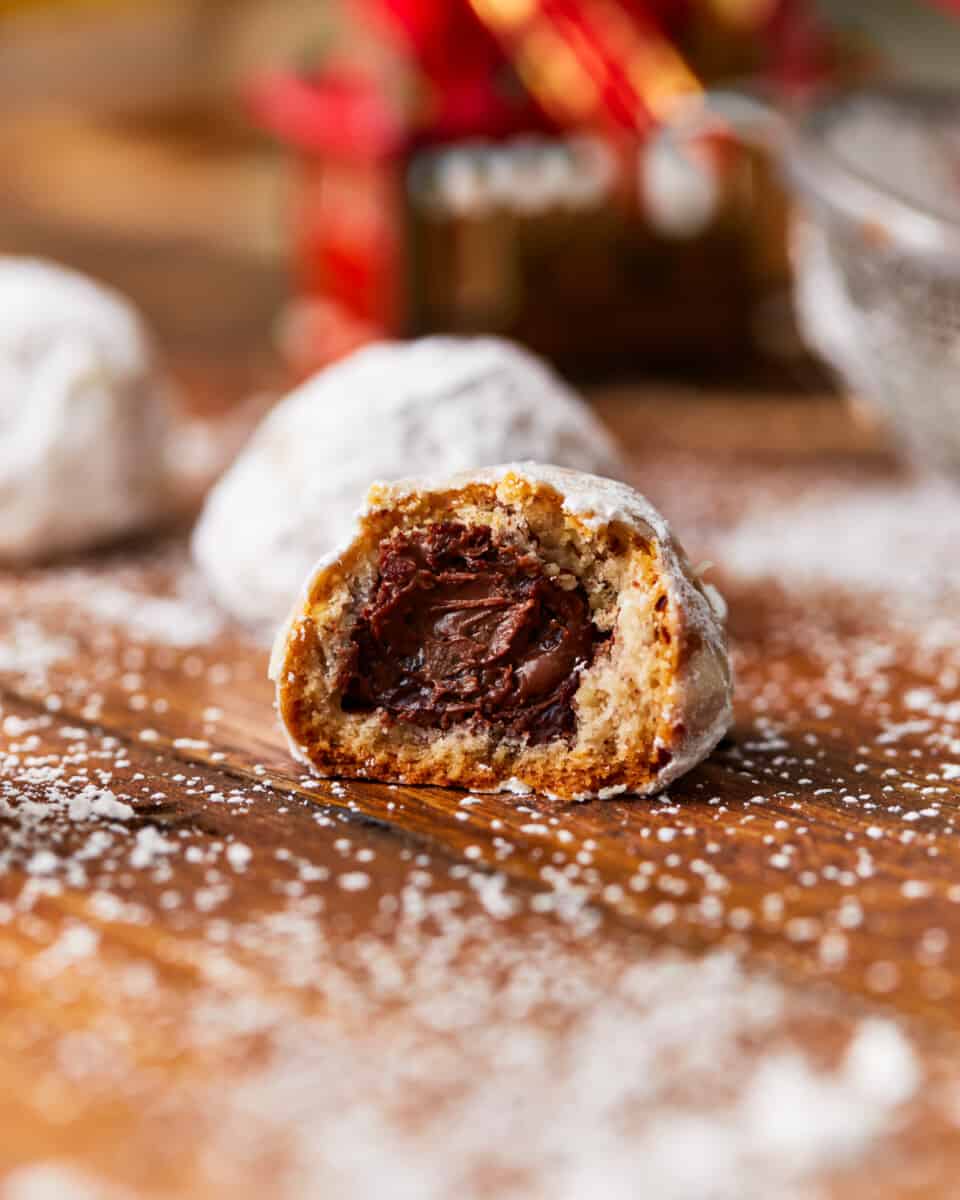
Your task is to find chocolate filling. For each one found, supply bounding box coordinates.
[338,522,605,743]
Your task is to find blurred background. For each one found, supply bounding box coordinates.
[3,0,960,390]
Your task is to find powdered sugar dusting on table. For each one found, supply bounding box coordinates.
[200,952,918,1200]
[0,697,932,1198]
[717,477,960,615]
[0,545,227,666]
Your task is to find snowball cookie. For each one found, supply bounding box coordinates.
[193,337,626,636]
[0,258,173,560]
[271,463,732,800]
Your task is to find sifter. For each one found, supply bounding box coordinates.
[655,84,960,474]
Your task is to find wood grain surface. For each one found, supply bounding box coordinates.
[2,385,960,1198]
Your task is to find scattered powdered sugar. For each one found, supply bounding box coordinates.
[337,870,370,891]
[0,621,75,678]
[1,767,134,836]
[0,691,940,1199]
[25,849,60,877]
[193,944,919,1200]
[499,776,534,796]
[72,580,225,647]
[737,1035,909,1176]
[0,546,228,671]
[129,826,176,869]
[226,843,253,871]
[66,785,134,823]
[717,477,960,615]
[844,1018,920,1105]
[1,1164,131,1200]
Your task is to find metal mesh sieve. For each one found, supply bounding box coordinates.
[793,214,960,471]
[787,87,960,473]
[653,85,960,474]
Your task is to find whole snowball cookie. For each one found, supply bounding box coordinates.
[193,336,626,636]
[0,258,174,561]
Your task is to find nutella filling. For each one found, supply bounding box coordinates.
[339,522,605,743]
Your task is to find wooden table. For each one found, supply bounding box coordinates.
[2,378,960,1199]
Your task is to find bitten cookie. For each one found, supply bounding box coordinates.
[0,258,174,560]
[193,337,625,637]
[271,464,732,800]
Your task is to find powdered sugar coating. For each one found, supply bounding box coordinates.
[195,338,626,638]
[0,258,174,560]
[369,461,677,542]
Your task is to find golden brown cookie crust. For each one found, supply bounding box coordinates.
[272,464,732,800]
